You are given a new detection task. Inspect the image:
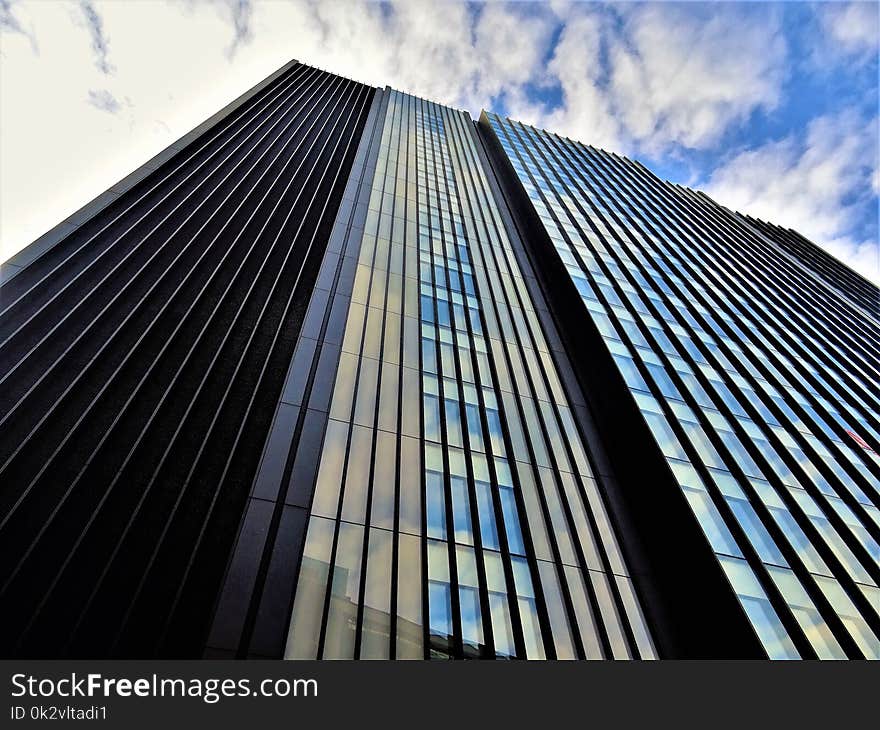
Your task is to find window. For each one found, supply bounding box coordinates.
[456,546,484,655]
[815,576,880,659]
[718,555,799,660]
[500,487,526,556]
[427,540,453,656]
[725,495,787,566]
[484,551,515,658]
[683,487,742,557]
[766,566,845,660]
[475,480,499,550]
[426,470,446,540]
[286,517,335,659]
[451,475,473,544]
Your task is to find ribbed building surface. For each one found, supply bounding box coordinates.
[1,61,877,659]
[740,215,880,319]
[268,89,657,661]
[481,112,880,659]
[0,63,374,657]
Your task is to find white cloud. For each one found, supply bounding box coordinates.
[86,87,122,113]
[818,1,879,59]
[705,109,880,283]
[0,0,558,262]
[1,0,38,53]
[0,0,876,285]
[609,4,786,152]
[510,4,787,155]
[0,0,263,259]
[541,10,623,151]
[77,0,114,74]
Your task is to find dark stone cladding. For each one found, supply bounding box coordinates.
[476,112,766,658]
[0,62,376,658]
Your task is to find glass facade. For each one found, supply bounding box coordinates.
[5,59,876,660]
[283,91,656,660]
[483,113,880,660]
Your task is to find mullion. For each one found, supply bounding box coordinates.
[607,150,880,438]
[315,85,396,659]
[453,112,644,658]
[437,104,537,659]
[501,116,810,658]
[514,119,875,655]
[556,136,880,551]
[472,118,646,658]
[237,83,388,659]
[352,87,407,659]
[416,97,467,659]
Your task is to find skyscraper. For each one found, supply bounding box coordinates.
[480,112,880,660]
[1,61,877,660]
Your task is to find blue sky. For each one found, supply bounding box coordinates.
[1,0,878,282]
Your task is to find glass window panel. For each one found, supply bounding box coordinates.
[494,458,513,487]
[341,425,372,525]
[403,317,420,370]
[642,409,688,460]
[815,576,880,660]
[725,496,787,566]
[377,362,399,433]
[485,407,504,455]
[427,540,453,658]
[329,352,358,420]
[465,402,484,452]
[370,430,396,530]
[790,489,874,585]
[645,361,682,400]
[614,575,657,659]
[420,294,434,323]
[484,551,515,659]
[360,528,393,659]
[758,499,830,575]
[440,342,456,376]
[448,446,467,478]
[423,392,441,442]
[426,470,447,540]
[456,546,484,656]
[401,366,421,437]
[475,480,499,550]
[342,301,366,355]
[444,397,463,447]
[718,555,800,660]
[353,357,379,428]
[590,570,631,659]
[361,306,383,360]
[766,566,845,660]
[540,561,577,659]
[311,420,349,519]
[499,487,525,556]
[323,522,365,659]
[396,533,423,659]
[682,486,743,557]
[517,465,553,561]
[538,467,579,566]
[421,336,437,374]
[451,475,474,545]
[511,557,545,659]
[669,459,704,490]
[398,436,421,536]
[285,517,335,659]
[679,420,726,469]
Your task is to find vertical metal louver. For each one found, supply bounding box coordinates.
[0,62,375,658]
